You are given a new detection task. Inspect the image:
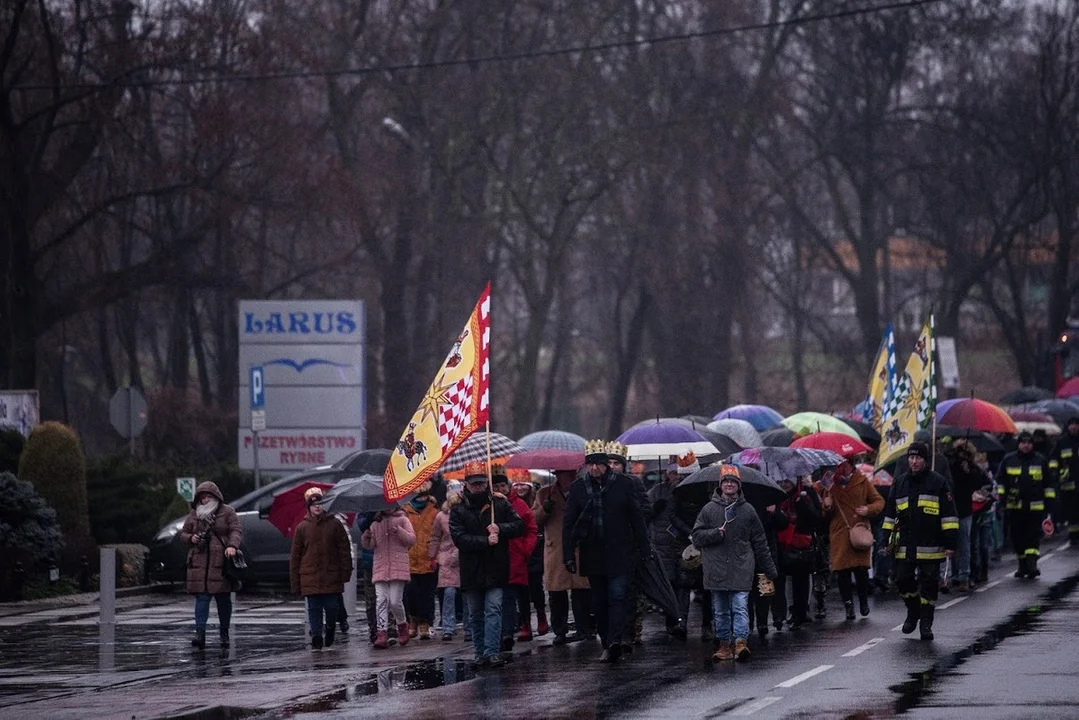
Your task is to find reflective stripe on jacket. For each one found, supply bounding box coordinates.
[995,450,1057,513]
[882,468,958,560]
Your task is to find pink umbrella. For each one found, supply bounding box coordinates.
[505,449,584,472]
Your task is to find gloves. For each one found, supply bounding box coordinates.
[564,559,577,575]
[543,498,555,513]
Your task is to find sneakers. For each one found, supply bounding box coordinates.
[712,642,734,661]
[596,649,611,663]
[734,638,751,660]
[442,633,454,641]
[373,630,389,649]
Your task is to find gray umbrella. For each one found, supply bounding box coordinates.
[320,474,402,514]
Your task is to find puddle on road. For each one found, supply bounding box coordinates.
[889,572,1079,714]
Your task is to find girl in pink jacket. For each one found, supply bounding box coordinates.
[361,507,416,649]
[429,489,462,640]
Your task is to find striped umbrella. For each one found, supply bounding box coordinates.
[442,432,525,472]
[517,430,587,452]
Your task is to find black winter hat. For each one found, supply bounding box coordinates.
[907,441,930,460]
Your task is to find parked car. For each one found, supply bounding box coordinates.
[149,449,390,587]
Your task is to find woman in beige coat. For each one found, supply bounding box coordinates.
[822,463,885,620]
[532,470,592,644]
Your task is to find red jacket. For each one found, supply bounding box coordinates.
[507,493,537,586]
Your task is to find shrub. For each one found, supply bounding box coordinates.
[0,428,24,475]
[18,422,90,539]
[159,493,192,528]
[0,471,65,565]
[87,454,175,545]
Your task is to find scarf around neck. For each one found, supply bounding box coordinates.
[196,499,220,519]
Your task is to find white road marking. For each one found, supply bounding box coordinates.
[1041,552,1055,562]
[975,579,1003,593]
[842,637,885,657]
[730,696,783,716]
[775,664,834,688]
[892,622,905,632]
[937,596,969,611]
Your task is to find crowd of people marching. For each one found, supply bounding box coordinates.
[178,416,1079,668]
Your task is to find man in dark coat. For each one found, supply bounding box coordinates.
[883,442,958,640]
[450,461,525,668]
[947,437,984,591]
[606,440,650,650]
[1051,417,1079,546]
[647,463,689,638]
[564,440,650,663]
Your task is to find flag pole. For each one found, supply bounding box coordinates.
[485,420,495,524]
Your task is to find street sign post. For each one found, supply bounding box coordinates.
[176,477,196,503]
[109,387,147,456]
[250,367,265,488]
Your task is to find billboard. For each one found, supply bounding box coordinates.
[237,300,365,471]
[0,391,39,437]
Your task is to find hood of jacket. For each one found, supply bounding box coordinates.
[191,481,224,508]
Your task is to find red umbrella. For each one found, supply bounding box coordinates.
[789,432,873,459]
[268,480,334,538]
[505,448,584,472]
[938,398,1017,434]
[1057,377,1079,399]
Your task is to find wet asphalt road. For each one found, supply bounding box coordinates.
[3,546,1079,719]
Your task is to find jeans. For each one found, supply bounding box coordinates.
[306,593,339,637]
[194,592,232,631]
[440,586,458,636]
[712,591,750,642]
[501,585,526,638]
[956,515,973,581]
[465,587,503,660]
[587,574,630,648]
[375,580,406,631]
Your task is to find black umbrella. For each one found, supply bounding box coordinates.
[934,425,1004,454]
[681,414,715,427]
[320,474,402,513]
[837,418,881,449]
[999,386,1055,405]
[1019,399,1079,426]
[635,552,682,622]
[675,463,787,507]
[760,427,796,447]
[334,448,393,475]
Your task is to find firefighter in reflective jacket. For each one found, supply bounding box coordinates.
[997,430,1058,578]
[882,441,958,641]
[1051,417,1079,547]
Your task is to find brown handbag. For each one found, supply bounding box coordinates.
[837,501,875,551]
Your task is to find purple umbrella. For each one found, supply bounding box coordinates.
[713,404,784,431]
[616,421,719,459]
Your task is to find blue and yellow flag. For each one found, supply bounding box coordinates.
[877,316,936,468]
[863,324,897,432]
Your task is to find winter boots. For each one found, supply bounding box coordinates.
[219,627,230,648]
[920,604,935,641]
[536,612,550,636]
[324,624,336,648]
[844,601,856,621]
[191,628,206,649]
[712,642,734,661]
[1028,557,1041,578]
[418,621,431,640]
[408,619,418,638]
[1014,557,1028,578]
[311,634,323,650]
[859,593,871,617]
[901,596,920,634]
[373,630,390,649]
[397,622,411,646]
[734,639,751,660]
[814,592,827,620]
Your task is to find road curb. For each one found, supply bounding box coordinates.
[0,583,172,619]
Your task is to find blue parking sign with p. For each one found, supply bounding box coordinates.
[250,366,265,410]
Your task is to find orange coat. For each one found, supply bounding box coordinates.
[405,499,440,575]
[822,470,885,571]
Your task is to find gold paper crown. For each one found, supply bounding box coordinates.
[490,464,508,482]
[605,441,628,460]
[585,439,608,456]
[462,460,488,480]
[676,451,697,468]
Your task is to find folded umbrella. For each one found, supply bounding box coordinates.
[320,475,399,514]
[636,551,683,623]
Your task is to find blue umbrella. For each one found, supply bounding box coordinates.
[517,430,587,452]
[713,404,784,431]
